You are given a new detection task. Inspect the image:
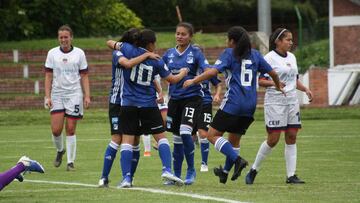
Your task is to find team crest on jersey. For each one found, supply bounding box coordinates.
[215,59,222,65]
[186,51,194,64]
[286,62,291,67]
[62,58,68,63]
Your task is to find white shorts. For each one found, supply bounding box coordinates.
[158,102,168,111]
[264,103,301,132]
[50,93,84,119]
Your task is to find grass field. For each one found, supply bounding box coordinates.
[0,108,359,203]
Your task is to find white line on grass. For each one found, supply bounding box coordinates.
[24,179,248,203]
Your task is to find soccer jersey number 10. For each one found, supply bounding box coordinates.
[130,64,153,86]
[240,59,253,87]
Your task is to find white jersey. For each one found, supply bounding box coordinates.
[45,46,88,96]
[262,50,299,105]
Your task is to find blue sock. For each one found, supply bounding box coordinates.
[173,135,184,178]
[158,138,172,172]
[180,125,195,171]
[200,138,209,165]
[101,141,119,179]
[131,144,140,179]
[120,144,133,180]
[224,147,240,172]
[214,137,238,162]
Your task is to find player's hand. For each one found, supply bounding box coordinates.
[147,52,161,60]
[279,81,286,88]
[305,88,313,102]
[84,96,91,109]
[183,79,194,88]
[156,92,164,104]
[275,86,286,97]
[44,97,52,109]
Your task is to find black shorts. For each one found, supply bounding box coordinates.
[120,106,165,136]
[193,103,213,132]
[108,103,122,135]
[210,109,254,135]
[166,96,202,135]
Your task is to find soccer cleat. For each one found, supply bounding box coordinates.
[231,156,248,181]
[15,174,24,182]
[117,177,132,188]
[184,168,196,185]
[98,178,109,188]
[143,151,151,157]
[286,175,305,184]
[161,170,184,186]
[213,165,228,184]
[245,168,258,185]
[163,180,175,186]
[66,162,75,171]
[18,156,45,173]
[54,150,65,167]
[200,164,209,172]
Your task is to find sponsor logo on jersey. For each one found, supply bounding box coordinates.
[62,58,68,63]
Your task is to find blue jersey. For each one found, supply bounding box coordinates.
[109,49,123,104]
[118,43,171,107]
[201,76,221,105]
[214,48,273,117]
[163,44,209,100]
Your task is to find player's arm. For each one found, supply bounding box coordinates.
[164,68,189,84]
[153,78,164,104]
[296,78,313,102]
[80,71,91,109]
[44,69,53,108]
[183,67,218,88]
[213,82,222,103]
[266,70,286,95]
[107,40,119,50]
[118,53,161,69]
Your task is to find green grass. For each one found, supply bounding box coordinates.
[0,33,227,51]
[0,107,359,202]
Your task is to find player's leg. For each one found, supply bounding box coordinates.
[166,99,184,179]
[222,133,240,174]
[198,104,212,172]
[142,135,151,157]
[284,104,303,184]
[99,103,122,187]
[50,109,66,168]
[130,136,141,184]
[0,156,44,191]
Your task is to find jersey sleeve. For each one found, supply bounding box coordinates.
[213,50,231,73]
[79,49,88,73]
[44,50,53,71]
[162,50,169,64]
[157,60,171,78]
[195,50,210,72]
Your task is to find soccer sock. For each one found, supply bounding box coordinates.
[200,138,210,165]
[252,141,272,171]
[101,141,119,179]
[214,137,238,162]
[66,135,76,164]
[0,163,26,191]
[120,144,133,180]
[158,138,172,172]
[142,135,151,152]
[180,124,195,171]
[285,143,297,177]
[173,135,184,178]
[131,144,140,180]
[52,134,64,152]
[224,147,240,173]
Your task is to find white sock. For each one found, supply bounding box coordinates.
[142,134,151,152]
[52,134,64,152]
[66,135,77,164]
[285,143,297,178]
[252,141,272,171]
[233,147,240,155]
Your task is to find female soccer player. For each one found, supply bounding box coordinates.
[163,22,212,185]
[44,25,90,171]
[183,26,284,184]
[98,28,161,187]
[245,28,313,184]
[117,29,188,188]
